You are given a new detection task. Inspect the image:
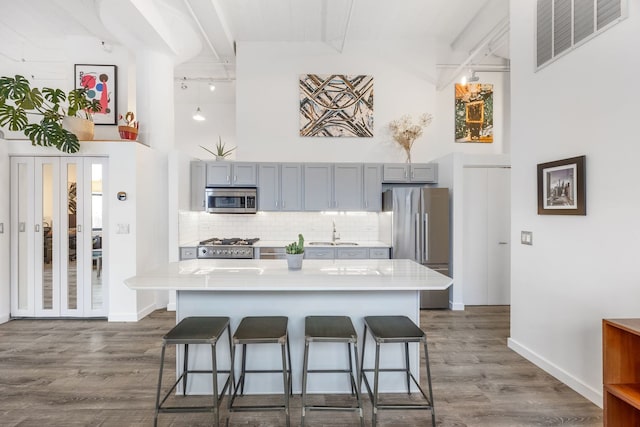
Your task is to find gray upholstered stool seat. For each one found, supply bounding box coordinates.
[228,316,292,427]
[360,315,435,427]
[301,316,364,427]
[154,316,232,427]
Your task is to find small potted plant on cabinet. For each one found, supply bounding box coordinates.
[0,74,101,153]
[285,234,305,270]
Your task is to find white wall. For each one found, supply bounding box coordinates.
[509,0,640,406]
[235,40,438,163]
[0,139,9,323]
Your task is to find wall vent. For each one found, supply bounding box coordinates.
[536,0,627,70]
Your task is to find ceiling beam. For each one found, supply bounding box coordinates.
[339,0,356,54]
[209,0,236,57]
[183,0,220,60]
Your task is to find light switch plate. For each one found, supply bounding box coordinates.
[0,223,3,233]
[521,231,533,245]
[116,223,130,234]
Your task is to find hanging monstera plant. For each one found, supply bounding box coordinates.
[0,74,102,153]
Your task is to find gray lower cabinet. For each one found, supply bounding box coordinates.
[304,247,336,259]
[180,247,197,260]
[336,248,369,259]
[368,247,391,259]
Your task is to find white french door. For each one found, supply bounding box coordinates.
[10,156,108,318]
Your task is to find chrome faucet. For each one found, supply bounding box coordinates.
[332,220,340,243]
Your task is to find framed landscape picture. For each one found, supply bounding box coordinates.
[74,64,117,125]
[537,155,586,215]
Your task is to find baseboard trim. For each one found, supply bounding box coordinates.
[507,337,602,407]
[108,302,157,322]
[166,302,176,312]
[0,312,9,324]
[450,301,465,311]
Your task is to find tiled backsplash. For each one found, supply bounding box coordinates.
[179,211,392,244]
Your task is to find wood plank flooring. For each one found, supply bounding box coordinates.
[0,306,602,426]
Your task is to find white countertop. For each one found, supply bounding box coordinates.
[254,240,390,248]
[125,259,451,291]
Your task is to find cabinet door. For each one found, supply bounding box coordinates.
[304,164,333,211]
[410,164,437,183]
[280,164,302,211]
[206,162,232,186]
[368,247,390,259]
[232,163,257,186]
[258,164,279,211]
[363,164,382,211]
[304,248,335,259]
[336,248,368,259]
[382,164,409,182]
[334,164,363,210]
[191,161,206,211]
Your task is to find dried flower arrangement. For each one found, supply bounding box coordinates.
[389,113,433,163]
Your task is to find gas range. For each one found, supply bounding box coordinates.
[197,237,260,259]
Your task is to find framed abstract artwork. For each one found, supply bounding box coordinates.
[74,64,117,125]
[537,155,586,215]
[454,83,493,143]
[299,74,373,137]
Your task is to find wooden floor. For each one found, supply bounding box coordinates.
[0,306,602,426]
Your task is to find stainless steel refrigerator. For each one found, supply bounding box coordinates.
[383,187,450,309]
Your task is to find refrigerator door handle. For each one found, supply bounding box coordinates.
[415,213,421,261]
[423,213,429,263]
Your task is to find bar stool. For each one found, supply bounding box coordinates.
[154,316,232,427]
[360,315,435,427]
[228,316,292,427]
[301,316,364,427]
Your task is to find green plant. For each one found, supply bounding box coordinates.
[200,136,236,159]
[285,234,305,255]
[0,74,102,153]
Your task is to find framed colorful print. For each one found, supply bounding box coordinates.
[537,155,586,215]
[74,64,117,125]
[454,83,493,143]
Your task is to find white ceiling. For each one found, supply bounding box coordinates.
[0,0,509,85]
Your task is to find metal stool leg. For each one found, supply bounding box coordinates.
[424,340,436,427]
[347,342,355,395]
[359,324,368,391]
[182,343,189,395]
[286,335,293,396]
[404,341,411,394]
[154,344,167,427]
[301,339,310,427]
[211,343,219,427]
[240,343,247,395]
[281,340,291,427]
[352,342,365,427]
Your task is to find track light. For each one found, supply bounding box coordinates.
[193,107,205,121]
[460,70,480,85]
[209,83,216,92]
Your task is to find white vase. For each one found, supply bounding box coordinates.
[62,116,94,141]
[286,253,304,270]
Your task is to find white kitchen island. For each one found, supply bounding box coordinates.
[125,259,452,395]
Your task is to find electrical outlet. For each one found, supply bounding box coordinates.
[521,231,533,245]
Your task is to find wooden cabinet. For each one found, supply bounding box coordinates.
[603,319,640,426]
[382,163,437,183]
[258,163,302,211]
[363,164,382,211]
[206,162,256,186]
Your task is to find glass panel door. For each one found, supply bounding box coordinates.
[35,157,60,316]
[85,158,107,316]
[10,157,35,316]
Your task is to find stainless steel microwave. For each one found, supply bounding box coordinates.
[205,187,257,214]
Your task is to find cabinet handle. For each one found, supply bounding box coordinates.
[77,225,82,232]
[282,200,285,208]
[498,242,508,245]
[35,224,40,232]
[19,222,26,232]
[234,175,237,182]
[404,170,408,179]
[411,170,415,178]
[226,176,230,183]
[275,201,279,208]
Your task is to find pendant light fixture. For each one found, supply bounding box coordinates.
[192,107,205,121]
[192,80,205,121]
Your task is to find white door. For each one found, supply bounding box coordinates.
[10,156,108,317]
[463,167,511,305]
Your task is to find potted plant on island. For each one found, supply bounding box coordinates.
[285,234,305,270]
[0,74,102,153]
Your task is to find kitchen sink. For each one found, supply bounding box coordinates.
[308,241,359,246]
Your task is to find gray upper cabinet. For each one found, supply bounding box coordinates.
[206,162,257,186]
[191,161,206,211]
[382,163,437,183]
[304,164,333,211]
[334,163,363,211]
[363,164,382,211]
[258,163,302,211]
